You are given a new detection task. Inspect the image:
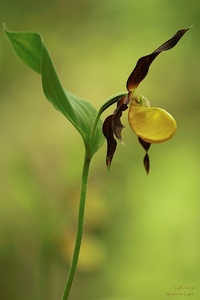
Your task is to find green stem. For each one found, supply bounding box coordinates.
[61,153,91,300]
[61,92,127,300]
[90,92,127,140]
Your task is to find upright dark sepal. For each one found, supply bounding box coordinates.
[126,27,192,91]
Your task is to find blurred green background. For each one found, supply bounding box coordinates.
[1,0,200,299]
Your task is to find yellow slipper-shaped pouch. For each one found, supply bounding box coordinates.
[128,97,177,144]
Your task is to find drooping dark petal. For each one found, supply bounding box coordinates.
[138,137,151,174]
[102,115,117,170]
[126,27,191,91]
[143,153,150,174]
[112,112,125,141]
[102,95,129,170]
[112,95,129,140]
[138,137,151,152]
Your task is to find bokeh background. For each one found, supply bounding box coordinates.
[1,0,200,299]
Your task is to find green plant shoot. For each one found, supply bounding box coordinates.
[3,24,191,299]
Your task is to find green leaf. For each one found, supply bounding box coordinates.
[3,24,43,74]
[41,47,78,127]
[3,24,104,157]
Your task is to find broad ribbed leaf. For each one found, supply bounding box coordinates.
[3,25,104,157]
[41,47,78,124]
[3,24,43,74]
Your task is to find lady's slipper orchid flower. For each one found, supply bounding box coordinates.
[103,27,191,173]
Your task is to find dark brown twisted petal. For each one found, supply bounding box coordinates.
[138,137,151,174]
[102,95,129,170]
[103,115,117,170]
[143,153,150,174]
[126,27,191,91]
[112,95,129,140]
